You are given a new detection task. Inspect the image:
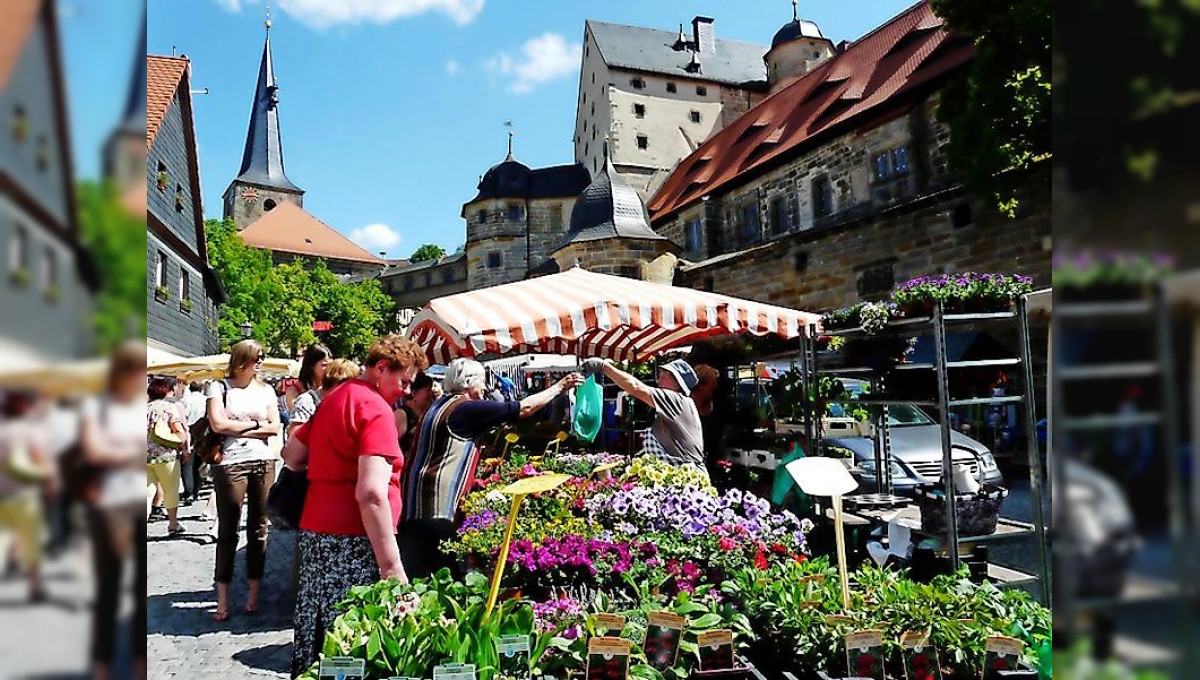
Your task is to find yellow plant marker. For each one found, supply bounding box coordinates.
[484,473,572,620]
[544,431,569,456]
[591,461,622,478]
[502,433,519,458]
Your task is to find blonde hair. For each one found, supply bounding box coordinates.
[108,340,146,393]
[227,339,264,378]
[321,358,360,391]
[364,335,429,373]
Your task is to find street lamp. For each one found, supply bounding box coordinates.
[240,320,253,339]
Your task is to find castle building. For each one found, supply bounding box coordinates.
[573,16,772,202]
[146,54,226,356]
[0,0,100,364]
[648,1,1052,313]
[224,19,384,277]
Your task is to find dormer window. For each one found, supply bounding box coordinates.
[631,78,646,90]
[175,184,186,212]
[666,82,677,93]
[696,85,708,96]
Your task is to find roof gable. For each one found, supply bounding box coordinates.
[648,1,974,222]
[239,201,385,265]
[146,56,189,150]
[587,19,767,86]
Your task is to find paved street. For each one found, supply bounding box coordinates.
[147,496,297,679]
[0,534,132,679]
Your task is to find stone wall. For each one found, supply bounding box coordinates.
[553,238,678,279]
[463,196,577,288]
[658,96,961,261]
[223,182,304,230]
[673,172,1052,314]
[379,258,470,309]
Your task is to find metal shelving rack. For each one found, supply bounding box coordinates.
[805,296,1050,602]
[1054,285,1194,673]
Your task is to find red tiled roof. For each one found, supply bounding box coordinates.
[0,0,41,91]
[146,55,189,150]
[647,1,973,222]
[239,201,385,265]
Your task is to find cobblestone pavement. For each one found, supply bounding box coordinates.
[0,530,132,678]
[147,495,298,679]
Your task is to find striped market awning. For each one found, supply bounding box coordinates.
[407,268,821,364]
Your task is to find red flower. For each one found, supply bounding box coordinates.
[771,542,787,555]
[794,554,808,564]
[754,548,769,570]
[718,537,737,551]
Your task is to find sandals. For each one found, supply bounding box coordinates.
[167,525,186,536]
[244,602,259,615]
[211,609,230,622]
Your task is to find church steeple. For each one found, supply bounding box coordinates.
[234,15,301,193]
[224,11,304,228]
[103,2,148,193]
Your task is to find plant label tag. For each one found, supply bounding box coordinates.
[697,629,735,671]
[497,634,531,680]
[799,574,827,586]
[319,657,365,680]
[502,473,571,496]
[982,636,1024,679]
[591,461,622,477]
[592,613,627,633]
[433,663,477,680]
[586,637,631,680]
[844,630,885,680]
[799,600,821,610]
[824,614,854,626]
[901,632,942,680]
[644,611,686,671]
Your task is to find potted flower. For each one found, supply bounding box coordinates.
[891,273,1034,316]
[1053,250,1173,302]
[154,285,170,302]
[44,284,61,304]
[156,171,168,191]
[180,298,194,313]
[820,301,903,333]
[10,268,31,288]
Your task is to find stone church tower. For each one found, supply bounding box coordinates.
[222,17,304,228]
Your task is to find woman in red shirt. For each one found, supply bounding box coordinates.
[281,335,428,678]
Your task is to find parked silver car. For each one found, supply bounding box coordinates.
[824,403,1004,494]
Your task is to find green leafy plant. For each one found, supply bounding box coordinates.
[10,268,31,288]
[890,272,1033,316]
[1052,251,1174,291]
[44,284,61,304]
[156,171,168,189]
[179,298,194,312]
[154,284,170,300]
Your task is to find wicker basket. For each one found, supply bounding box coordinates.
[915,483,1009,536]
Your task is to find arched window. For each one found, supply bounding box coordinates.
[264,198,277,211]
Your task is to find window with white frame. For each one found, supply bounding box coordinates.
[11,224,29,273]
[156,250,167,288]
[180,268,191,302]
[42,246,56,291]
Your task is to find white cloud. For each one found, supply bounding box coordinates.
[445,59,460,75]
[210,0,485,28]
[485,32,580,94]
[350,223,403,255]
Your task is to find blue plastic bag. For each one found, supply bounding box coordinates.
[572,375,603,442]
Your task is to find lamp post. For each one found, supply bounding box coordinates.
[786,456,859,609]
[240,320,253,339]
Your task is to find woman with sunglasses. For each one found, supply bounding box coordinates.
[205,339,281,621]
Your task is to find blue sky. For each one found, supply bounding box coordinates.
[133,0,914,258]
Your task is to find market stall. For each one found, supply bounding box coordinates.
[0,357,109,396]
[147,353,300,381]
[406,267,821,363]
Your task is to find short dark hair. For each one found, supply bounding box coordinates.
[412,370,434,393]
[189,381,206,393]
[148,377,175,401]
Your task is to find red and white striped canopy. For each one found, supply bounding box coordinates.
[407,268,821,364]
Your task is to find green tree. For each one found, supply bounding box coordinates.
[76,181,146,351]
[409,243,446,263]
[206,219,396,358]
[931,0,1051,216]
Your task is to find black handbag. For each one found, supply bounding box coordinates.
[266,466,309,530]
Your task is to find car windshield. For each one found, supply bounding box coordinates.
[887,404,935,426]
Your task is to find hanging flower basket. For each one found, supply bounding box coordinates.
[890,273,1033,317]
[820,301,902,333]
[1053,251,1173,302]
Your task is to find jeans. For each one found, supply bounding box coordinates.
[212,460,275,583]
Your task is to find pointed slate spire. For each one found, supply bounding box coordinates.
[118,3,147,135]
[234,15,302,193]
[559,137,667,248]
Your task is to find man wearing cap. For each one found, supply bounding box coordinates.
[583,358,707,478]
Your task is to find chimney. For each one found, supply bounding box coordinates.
[692,16,715,54]
[836,40,854,53]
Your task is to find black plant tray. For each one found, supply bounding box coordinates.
[915,483,1009,536]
